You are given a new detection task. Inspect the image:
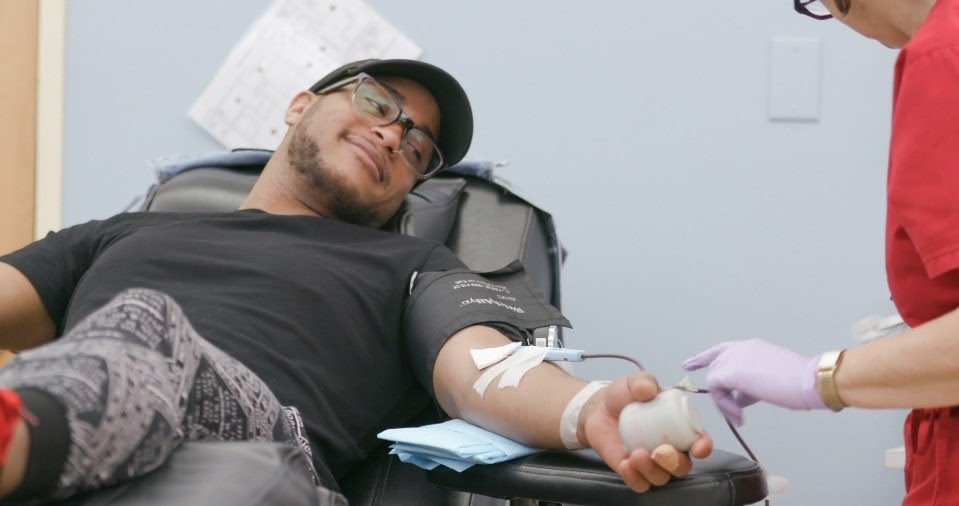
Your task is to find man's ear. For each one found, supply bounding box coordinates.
[284,91,318,126]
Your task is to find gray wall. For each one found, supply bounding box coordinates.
[64,1,907,504]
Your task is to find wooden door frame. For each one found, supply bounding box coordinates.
[0,0,40,254]
[0,0,64,255]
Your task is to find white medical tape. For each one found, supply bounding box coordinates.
[560,380,610,450]
[498,347,550,388]
[472,346,548,397]
[470,341,522,370]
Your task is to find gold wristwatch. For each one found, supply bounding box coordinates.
[816,350,847,411]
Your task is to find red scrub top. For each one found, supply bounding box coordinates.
[884,0,959,503]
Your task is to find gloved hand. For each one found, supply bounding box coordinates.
[682,339,827,426]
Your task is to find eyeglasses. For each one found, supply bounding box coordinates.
[314,73,445,180]
[794,0,832,20]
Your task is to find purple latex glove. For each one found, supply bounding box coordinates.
[683,339,827,426]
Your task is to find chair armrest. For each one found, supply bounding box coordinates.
[427,449,768,506]
[341,443,492,506]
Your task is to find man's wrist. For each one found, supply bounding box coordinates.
[560,381,608,450]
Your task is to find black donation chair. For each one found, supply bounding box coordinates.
[61,150,767,505]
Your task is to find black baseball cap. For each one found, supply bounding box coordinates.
[309,59,473,168]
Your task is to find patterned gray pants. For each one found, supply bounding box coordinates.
[0,288,332,502]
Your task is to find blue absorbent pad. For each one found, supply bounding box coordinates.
[378,419,544,472]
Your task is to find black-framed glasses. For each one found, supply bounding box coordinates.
[315,72,445,180]
[794,0,832,19]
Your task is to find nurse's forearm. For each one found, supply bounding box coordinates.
[835,307,959,409]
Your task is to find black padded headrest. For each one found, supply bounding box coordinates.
[142,166,466,246]
[382,178,466,244]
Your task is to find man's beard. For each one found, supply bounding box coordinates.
[287,128,380,227]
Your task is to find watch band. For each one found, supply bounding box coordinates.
[816,350,847,410]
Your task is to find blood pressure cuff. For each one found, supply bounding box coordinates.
[404,260,571,396]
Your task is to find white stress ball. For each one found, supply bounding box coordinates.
[618,388,704,453]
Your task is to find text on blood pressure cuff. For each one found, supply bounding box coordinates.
[404,260,571,395]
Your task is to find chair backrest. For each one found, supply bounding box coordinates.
[140,151,564,505]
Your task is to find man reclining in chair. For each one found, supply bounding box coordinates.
[0,59,711,503]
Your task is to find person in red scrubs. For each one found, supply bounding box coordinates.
[683,0,959,504]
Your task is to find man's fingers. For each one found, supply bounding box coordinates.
[626,372,660,403]
[586,415,631,474]
[603,372,659,415]
[689,431,713,460]
[650,445,680,473]
[629,448,672,486]
[617,459,652,493]
[652,444,694,477]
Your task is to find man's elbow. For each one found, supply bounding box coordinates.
[431,325,516,419]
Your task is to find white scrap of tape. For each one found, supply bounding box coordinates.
[852,313,907,342]
[472,346,549,397]
[674,375,698,392]
[765,474,789,500]
[470,341,522,369]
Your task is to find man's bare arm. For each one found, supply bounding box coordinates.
[0,262,56,351]
[433,324,585,448]
[432,324,713,493]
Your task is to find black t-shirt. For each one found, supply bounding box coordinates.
[1,209,465,488]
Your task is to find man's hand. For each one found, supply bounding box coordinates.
[581,372,713,493]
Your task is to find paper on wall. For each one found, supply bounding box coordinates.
[188,0,421,151]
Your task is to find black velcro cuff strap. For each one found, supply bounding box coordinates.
[404,260,570,396]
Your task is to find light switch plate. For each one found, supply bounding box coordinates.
[768,37,822,122]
